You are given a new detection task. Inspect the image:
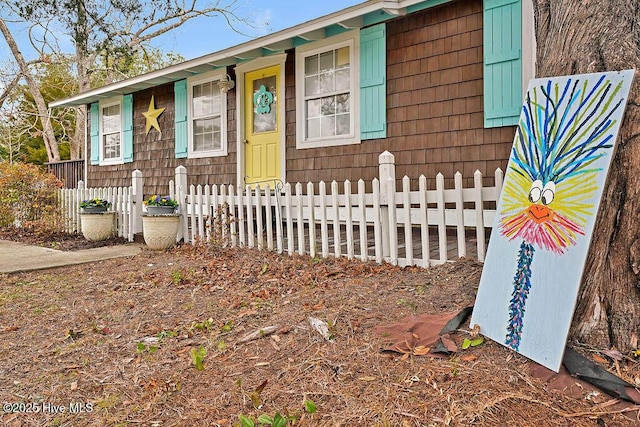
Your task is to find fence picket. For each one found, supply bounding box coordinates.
[295,183,304,256]
[255,185,264,250]
[357,180,368,262]
[222,185,230,247]
[474,170,486,262]
[306,182,316,259]
[196,185,204,239]
[435,173,447,264]
[285,183,294,255]
[454,172,466,258]
[331,181,340,258]
[236,185,245,247]
[204,185,211,242]
[265,184,274,251]
[386,177,398,265]
[274,186,283,254]
[179,184,189,243]
[246,186,255,249]
[319,181,329,258]
[345,180,354,260]
[402,176,413,266]
[419,175,430,268]
[227,185,236,247]
[372,178,382,264]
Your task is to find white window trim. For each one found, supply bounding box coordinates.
[99,97,123,166]
[187,70,228,158]
[295,30,360,150]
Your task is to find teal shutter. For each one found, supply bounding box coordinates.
[360,23,386,140]
[174,79,188,158]
[89,103,100,165]
[483,0,522,128]
[122,94,134,163]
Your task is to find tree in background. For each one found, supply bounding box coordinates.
[532,1,640,353]
[0,0,259,162]
[0,59,75,164]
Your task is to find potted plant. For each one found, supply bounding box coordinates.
[142,195,180,250]
[79,198,115,241]
[80,198,112,213]
[144,195,179,215]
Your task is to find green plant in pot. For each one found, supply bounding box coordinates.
[144,195,179,215]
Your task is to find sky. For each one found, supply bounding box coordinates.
[0,0,362,64]
[154,0,362,60]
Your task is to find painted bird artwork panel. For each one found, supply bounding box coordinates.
[470,70,634,372]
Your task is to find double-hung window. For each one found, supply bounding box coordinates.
[296,31,360,148]
[187,71,227,158]
[100,99,122,164]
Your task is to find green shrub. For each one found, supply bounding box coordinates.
[0,161,63,232]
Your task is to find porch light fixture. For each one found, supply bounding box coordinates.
[217,74,235,93]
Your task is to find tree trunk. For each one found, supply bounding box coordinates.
[0,19,60,163]
[533,0,640,352]
[69,107,84,160]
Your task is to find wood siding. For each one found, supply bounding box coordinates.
[87,79,238,197]
[285,0,514,188]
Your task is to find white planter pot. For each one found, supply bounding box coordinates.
[142,214,180,250]
[80,212,115,241]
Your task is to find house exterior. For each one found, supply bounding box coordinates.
[50,0,534,197]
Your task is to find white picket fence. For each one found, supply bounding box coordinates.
[58,183,136,241]
[57,152,504,268]
[171,165,503,268]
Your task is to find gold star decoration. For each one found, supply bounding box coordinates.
[142,96,165,135]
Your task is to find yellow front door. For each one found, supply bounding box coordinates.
[244,65,281,187]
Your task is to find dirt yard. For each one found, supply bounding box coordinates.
[0,230,639,426]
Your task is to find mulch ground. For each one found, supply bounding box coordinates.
[1,229,639,426]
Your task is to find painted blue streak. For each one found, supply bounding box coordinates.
[511,148,537,180]
[561,119,613,161]
[560,154,607,182]
[553,95,620,179]
[554,76,607,163]
[556,146,611,183]
[521,97,538,173]
[535,103,545,174]
[551,89,583,155]
[542,81,552,159]
[549,81,580,163]
[516,128,533,177]
[541,90,559,179]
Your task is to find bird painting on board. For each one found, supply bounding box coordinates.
[497,73,628,351]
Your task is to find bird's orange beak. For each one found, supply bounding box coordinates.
[526,204,553,224]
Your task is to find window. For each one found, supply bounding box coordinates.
[296,31,360,149]
[187,71,227,157]
[100,99,122,164]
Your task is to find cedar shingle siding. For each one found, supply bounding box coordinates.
[87,80,238,196]
[86,0,513,195]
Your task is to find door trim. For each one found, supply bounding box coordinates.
[235,53,287,188]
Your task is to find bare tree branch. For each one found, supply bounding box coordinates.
[0,18,59,161]
[0,73,22,109]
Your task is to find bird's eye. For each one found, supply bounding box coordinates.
[528,180,543,203]
[541,181,556,205]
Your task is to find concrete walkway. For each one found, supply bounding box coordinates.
[0,240,144,274]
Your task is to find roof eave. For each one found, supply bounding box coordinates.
[49,0,434,108]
